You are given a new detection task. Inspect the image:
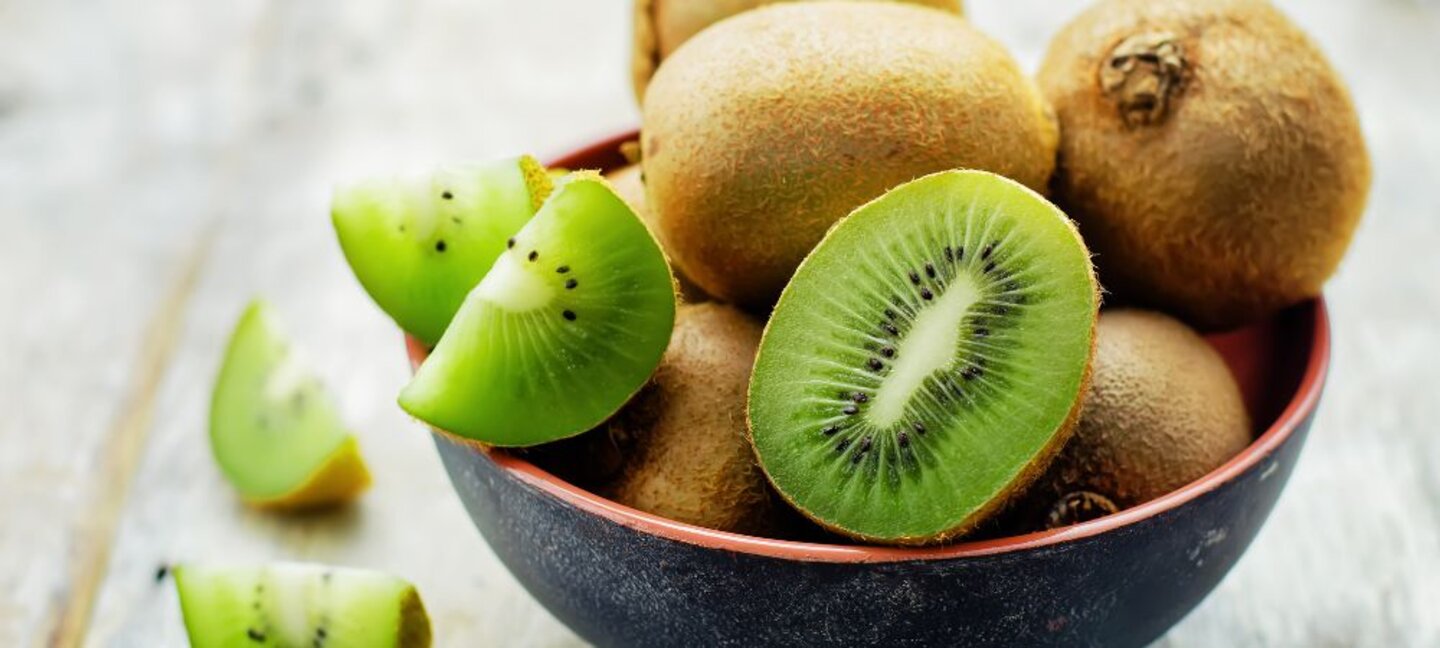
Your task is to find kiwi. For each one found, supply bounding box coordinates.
[1017,309,1251,529]
[630,0,964,101]
[174,563,430,648]
[642,2,1058,309]
[605,303,777,534]
[399,174,677,446]
[748,170,1099,545]
[332,157,553,346]
[211,300,370,510]
[1037,0,1370,330]
[604,163,708,303]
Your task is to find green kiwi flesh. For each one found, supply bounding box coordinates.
[332,157,552,346]
[400,174,677,446]
[211,300,364,503]
[174,563,431,648]
[748,170,1098,545]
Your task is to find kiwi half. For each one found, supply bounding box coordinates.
[174,563,430,648]
[400,174,676,446]
[332,157,553,346]
[630,0,965,101]
[211,300,370,509]
[1037,0,1370,330]
[748,170,1098,545]
[642,2,1058,309]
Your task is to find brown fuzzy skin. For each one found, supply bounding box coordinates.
[1038,0,1371,331]
[642,3,1058,310]
[605,164,709,303]
[631,0,964,102]
[1023,309,1252,521]
[607,303,780,535]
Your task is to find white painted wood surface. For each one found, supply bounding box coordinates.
[1,1,1436,646]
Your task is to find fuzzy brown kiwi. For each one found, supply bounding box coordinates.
[642,2,1058,310]
[603,303,781,535]
[1037,0,1371,331]
[605,163,709,303]
[1016,309,1252,530]
[630,0,965,102]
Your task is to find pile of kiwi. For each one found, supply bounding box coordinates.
[180,0,1371,642]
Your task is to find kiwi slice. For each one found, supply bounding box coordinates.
[748,170,1098,545]
[332,157,552,346]
[400,174,676,446]
[211,300,370,509]
[174,563,430,648]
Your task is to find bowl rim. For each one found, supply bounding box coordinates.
[409,132,1332,564]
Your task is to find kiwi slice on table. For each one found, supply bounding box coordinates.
[332,157,552,346]
[174,563,430,648]
[400,174,677,447]
[211,300,370,510]
[748,170,1099,545]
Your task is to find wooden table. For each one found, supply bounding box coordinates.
[2,1,1436,645]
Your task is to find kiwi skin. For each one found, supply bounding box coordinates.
[1014,309,1251,529]
[603,303,782,535]
[642,2,1058,310]
[1038,0,1370,331]
[604,163,709,304]
[630,0,964,102]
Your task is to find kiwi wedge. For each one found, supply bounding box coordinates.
[211,300,370,509]
[174,563,430,648]
[400,174,677,446]
[332,157,553,346]
[748,170,1098,545]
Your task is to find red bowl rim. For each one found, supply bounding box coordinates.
[407,133,1332,564]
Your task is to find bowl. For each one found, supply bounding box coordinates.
[408,132,1330,648]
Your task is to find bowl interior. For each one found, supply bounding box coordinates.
[408,130,1329,561]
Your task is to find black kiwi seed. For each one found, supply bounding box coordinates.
[852,392,869,403]
[154,564,169,583]
[441,190,453,200]
[974,327,990,337]
[981,243,995,260]
[898,430,911,448]
[883,323,899,336]
[983,261,997,274]
[913,421,927,435]
[565,278,578,290]
[435,240,447,253]
[859,436,873,453]
[836,438,852,452]
[909,270,921,285]
[528,250,539,262]
[880,346,895,358]
[248,628,267,642]
[842,405,859,416]
[920,288,933,301]
[562,310,577,321]
[925,263,936,278]
[506,237,515,249]
[957,246,965,260]
[556,265,570,273]
[884,308,896,320]
[944,246,955,262]
[822,425,840,436]
[867,358,884,371]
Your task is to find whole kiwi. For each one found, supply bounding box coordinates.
[605,303,779,534]
[630,0,964,101]
[1021,309,1252,528]
[642,2,1058,309]
[1038,0,1370,330]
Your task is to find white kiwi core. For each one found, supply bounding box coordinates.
[472,251,553,312]
[867,272,982,428]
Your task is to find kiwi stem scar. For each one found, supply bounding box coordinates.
[473,250,554,312]
[867,272,981,427]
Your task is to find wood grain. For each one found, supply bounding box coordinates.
[1,0,1436,646]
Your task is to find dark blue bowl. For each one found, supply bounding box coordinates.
[410,132,1331,648]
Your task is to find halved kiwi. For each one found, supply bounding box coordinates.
[174,563,430,648]
[400,174,677,446]
[211,300,370,509]
[332,157,552,346]
[748,170,1098,545]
